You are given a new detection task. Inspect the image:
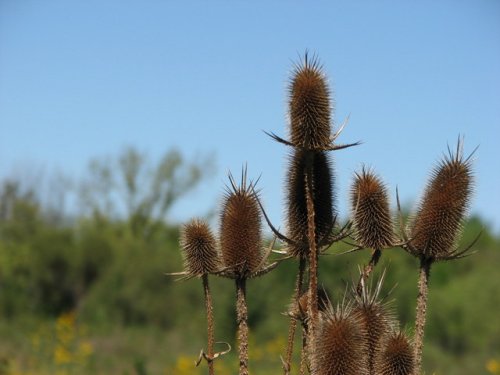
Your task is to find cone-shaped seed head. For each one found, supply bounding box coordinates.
[289,55,332,150]
[220,174,263,278]
[287,149,335,258]
[312,304,368,375]
[375,332,415,375]
[180,218,219,276]
[351,168,394,250]
[409,143,473,259]
[353,275,396,375]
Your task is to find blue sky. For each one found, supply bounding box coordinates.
[1,1,499,233]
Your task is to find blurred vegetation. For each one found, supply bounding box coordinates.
[0,147,499,374]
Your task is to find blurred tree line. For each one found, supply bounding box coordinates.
[0,147,499,374]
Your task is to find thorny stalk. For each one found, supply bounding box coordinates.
[414,258,432,374]
[236,278,249,375]
[203,274,215,375]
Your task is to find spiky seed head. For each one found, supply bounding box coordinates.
[220,173,263,278]
[409,141,473,259]
[351,168,395,250]
[289,288,330,321]
[353,274,396,374]
[375,331,415,375]
[312,303,368,375]
[289,54,332,150]
[287,149,335,258]
[180,218,220,276]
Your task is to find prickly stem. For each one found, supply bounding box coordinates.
[414,258,432,374]
[203,274,215,375]
[236,278,249,375]
[357,248,382,296]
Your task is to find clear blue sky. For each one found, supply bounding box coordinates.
[1,1,499,233]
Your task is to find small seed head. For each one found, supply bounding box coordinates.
[351,168,394,250]
[180,218,219,276]
[375,331,415,375]
[220,173,263,278]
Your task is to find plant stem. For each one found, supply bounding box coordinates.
[305,152,318,356]
[203,274,215,375]
[236,278,249,375]
[414,258,432,374]
[356,248,382,296]
[283,257,306,374]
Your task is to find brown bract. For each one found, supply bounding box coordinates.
[351,168,394,250]
[289,56,332,150]
[287,149,334,258]
[220,178,263,278]
[312,304,368,375]
[180,218,220,277]
[375,332,415,375]
[289,288,330,322]
[409,147,473,260]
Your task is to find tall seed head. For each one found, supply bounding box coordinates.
[351,168,394,250]
[409,142,473,259]
[289,55,332,150]
[287,149,335,258]
[220,173,263,278]
[312,303,368,375]
[374,331,415,375]
[180,218,220,276]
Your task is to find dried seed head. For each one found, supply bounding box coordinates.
[375,331,415,375]
[287,149,335,258]
[351,168,395,250]
[312,303,368,375]
[353,274,396,374]
[180,218,220,276]
[289,287,330,321]
[409,141,473,259]
[289,54,332,150]
[220,172,263,278]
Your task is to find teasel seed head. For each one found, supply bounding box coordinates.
[312,302,368,375]
[289,53,332,150]
[287,149,335,258]
[375,331,415,375]
[220,171,263,278]
[409,140,474,260]
[180,218,220,277]
[353,272,396,374]
[351,167,395,250]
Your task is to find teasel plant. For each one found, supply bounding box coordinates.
[352,270,396,375]
[348,167,399,295]
[261,53,359,373]
[398,137,479,374]
[167,218,229,374]
[218,168,280,375]
[374,331,415,375]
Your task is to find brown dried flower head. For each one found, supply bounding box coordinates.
[409,140,474,260]
[220,171,263,278]
[287,149,335,258]
[312,302,368,375]
[374,331,415,375]
[180,218,220,277]
[351,167,394,250]
[289,54,332,150]
[353,273,396,374]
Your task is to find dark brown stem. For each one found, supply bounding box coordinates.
[236,278,249,375]
[283,258,306,374]
[414,258,432,374]
[356,248,382,296]
[203,274,215,375]
[300,324,308,375]
[305,152,318,356]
